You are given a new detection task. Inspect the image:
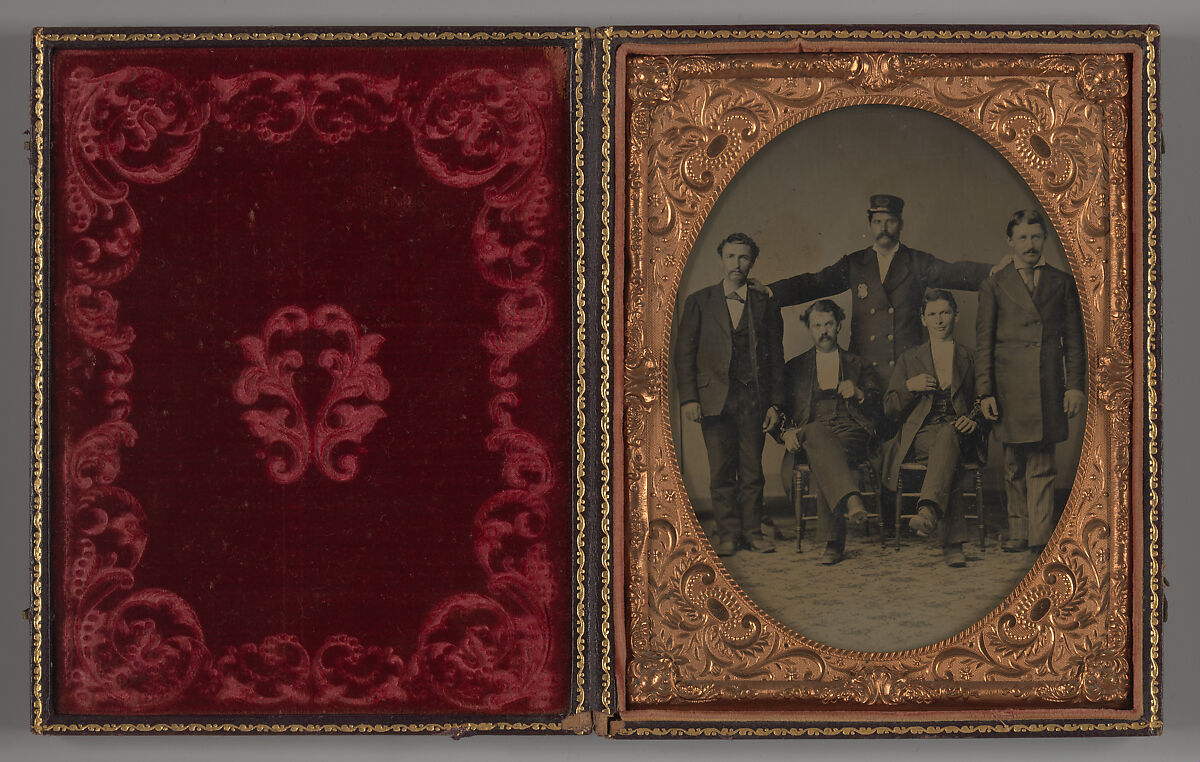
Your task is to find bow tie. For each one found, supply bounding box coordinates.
[726,291,745,303]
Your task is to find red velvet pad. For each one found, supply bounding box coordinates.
[49,44,573,717]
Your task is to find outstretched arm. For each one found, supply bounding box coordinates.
[919,250,997,291]
[766,256,851,307]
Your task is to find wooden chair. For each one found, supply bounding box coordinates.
[786,450,884,553]
[892,461,987,550]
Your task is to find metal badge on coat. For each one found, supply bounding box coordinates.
[857,282,869,299]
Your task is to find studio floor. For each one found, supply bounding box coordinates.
[703,496,1044,652]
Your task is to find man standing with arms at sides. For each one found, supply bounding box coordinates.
[776,300,881,565]
[676,233,785,557]
[976,210,1086,555]
[882,290,985,568]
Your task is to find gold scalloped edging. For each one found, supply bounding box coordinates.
[1142,28,1162,731]
[571,27,589,716]
[29,25,592,736]
[38,30,578,43]
[611,719,1158,737]
[599,26,616,717]
[30,26,48,738]
[41,721,569,734]
[609,27,1153,41]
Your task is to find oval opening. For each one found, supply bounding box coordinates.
[706,598,730,621]
[706,134,729,158]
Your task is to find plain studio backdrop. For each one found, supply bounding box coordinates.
[670,104,1087,508]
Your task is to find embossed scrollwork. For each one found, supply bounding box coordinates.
[625,52,1132,707]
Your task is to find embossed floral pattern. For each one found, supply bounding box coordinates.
[233,304,390,484]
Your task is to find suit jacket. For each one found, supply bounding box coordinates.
[675,282,785,416]
[976,262,1086,444]
[881,340,985,489]
[768,244,992,372]
[778,347,881,439]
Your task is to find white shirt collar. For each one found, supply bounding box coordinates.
[723,281,748,298]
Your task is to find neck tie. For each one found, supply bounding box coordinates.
[1019,267,1037,293]
[726,291,745,303]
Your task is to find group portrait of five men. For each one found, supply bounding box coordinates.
[675,194,1086,568]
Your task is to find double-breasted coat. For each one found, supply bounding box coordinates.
[674,283,786,416]
[975,262,1086,445]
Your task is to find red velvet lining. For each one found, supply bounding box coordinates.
[49,45,572,716]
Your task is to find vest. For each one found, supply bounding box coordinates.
[729,307,753,386]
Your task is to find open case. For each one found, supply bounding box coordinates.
[30,25,1163,736]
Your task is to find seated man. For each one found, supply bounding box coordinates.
[776,299,882,565]
[881,289,986,568]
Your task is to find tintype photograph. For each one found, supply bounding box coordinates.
[670,105,1087,652]
[620,37,1155,729]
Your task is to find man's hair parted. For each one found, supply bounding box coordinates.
[1005,208,1049,238]
[801,299,845,326]
[716,232,760,262]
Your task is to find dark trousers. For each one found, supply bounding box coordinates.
[907,422,968,547]
[700,381,766,546]
[1003,441,1057,545]
[799,397,870,548]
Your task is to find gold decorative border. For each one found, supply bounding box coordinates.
[611,719,1155,737]
[30,23,49,741]
[571,25,589,718]
[609,27,1153,42]
[613,25,1161,737]
[1142,26,1163,731]
[598,26,616,717]
[30,26,592,735]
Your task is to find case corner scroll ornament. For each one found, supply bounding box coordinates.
[624,51,1133,708]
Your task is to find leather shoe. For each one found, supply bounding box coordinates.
[716,538,737,557]
[747,536,776,553]
[1029,544,1046,556]
[909,506,937,538]
[819,544,844,565]
[943,543,967,568]
[1002,538,1029,553]
[761,520,796,541]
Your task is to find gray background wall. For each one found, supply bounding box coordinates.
[671,104,1084,501]
[1,2,1196,761]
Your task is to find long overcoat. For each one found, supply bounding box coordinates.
[975,263,1086,445]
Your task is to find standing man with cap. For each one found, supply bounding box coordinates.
[761,195,1004,377]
